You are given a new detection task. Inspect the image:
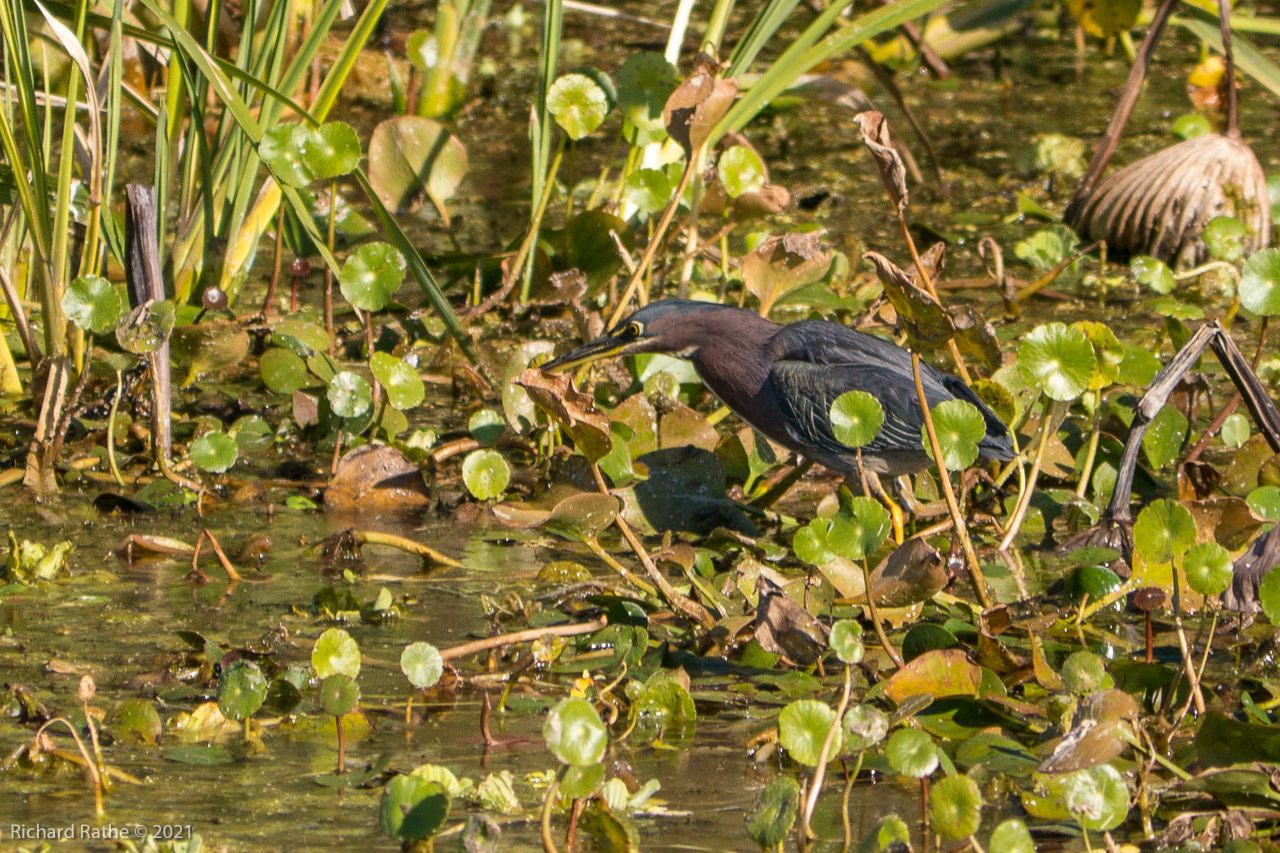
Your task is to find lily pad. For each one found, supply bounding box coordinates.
[547,73,608,139]
[313,627,361,678]
[339,242,406,312]
[380,775,449,841]
[217,660,267,722]
[930,774,983,840]
[543,697,607,767]
[189,431,239,473]
[885,727,938,778]
[830,390,884,449]
[63,276,122,333]
[745,777,799,849]
[1241,248,1280,316]
[461,449,510,501]
[401,642,443,689]
[778,699,841,766]
[1018,322,1096,402]
[370,352,424,410]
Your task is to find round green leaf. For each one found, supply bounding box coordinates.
[339,242,406,312]
[843,704,888,753]
[829,620,864,665]
[828,496,890,561]
[560,763,605,799]
[719,145,766,199]
[1183,541,1232,597]
[1203,216,1247,263]
[1018,322,1096,401]
[1240,248,1280,316]
[886,728,938,778]
[1064,565,1123,611]
[830,390,884,449]
[1132,499,1196,564]
[1142,405,1188,469]
[312,627,361,678]
[778,699,841,766]
[989,818,1035,853]
[461,449,510,500]
[367,116,469,214]
[1222,412,1251,448]
[401,642,444,689]
[261,347,310,394]
[1171,113,1212,140]
[745,777,799,849]
[319,673,360,716]
[327,371,373,418]
[547,73,608,140]
[63,276,122,334]
[190,431,238,473]
[1061,650,1107,695]
[231,414,274,452]
[1248,486,1280,525]
[624,168,673,215]
[370,352,425,410]
[1061,763,1129,831]
[1130,255,1175,295]
[902,623,961,661]
[217,660,267,722]
[930,774,983,840]
[468,408,505,444]
[380,775,449,841]
[309,121,361,179]
[925,399,986,470]
[260,124,315,187]
[543,697,607,767]
[1074,320,1125,390]
[109,697,163,745]
[616,52,680,137]
[793,518,835,566]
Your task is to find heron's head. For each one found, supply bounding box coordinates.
[542,300,738,373]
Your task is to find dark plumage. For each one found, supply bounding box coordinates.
[544,300,1015,477]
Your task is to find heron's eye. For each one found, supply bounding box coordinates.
[625,322,643,337]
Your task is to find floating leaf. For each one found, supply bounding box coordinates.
[1130,255,1175,295]
[189,431,239,473]
[370,352,425,410]
[902,623,960,661]
[1203,216,1248,263]
[1183,541,1232,597]
[925,399,986,469]
[930,774,983,840]
[829,620,864,665]
[778,699,840,766]
[339,242,406,312]
[547,73,608,139]
[719,145,766,198]
[1142,405,1188,469]
[1061,651,1107,695]
[830,391,884,449]
[882,649,981,703]
[217,660,267,722]
[380,775,449,841]
[109,697,163,745]
[1018,322,1096,401]
[327,371,373,418]
[461,449,510,501]
[260,124,315,188]
[1241,248,1280,316]
[543,697,607,767]
[319,673,360,716]
[989,819,1035,853]
[1222,412,1251,448]
[745,777,799,849]
[313,627,361,678]
[886,728,938,778]
[401,642,443,689]
[1132,499,1196,564]
[843,705,888,753]
[1060,764,1129,831]
[309,122,361,180]
[560,763,605,799]
[63,276,122,334]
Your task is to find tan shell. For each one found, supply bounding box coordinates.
[1066,133,1270,267]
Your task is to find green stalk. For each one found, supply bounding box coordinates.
[701,0,737,56]
[529,0,562,270]
[518,134,568,303]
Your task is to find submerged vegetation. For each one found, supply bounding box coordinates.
[6,0,1280,850]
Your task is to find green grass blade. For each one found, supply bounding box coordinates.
[726,0,801,78]
[1175,11,1280,100]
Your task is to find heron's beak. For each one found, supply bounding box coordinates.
[541,332,633,374]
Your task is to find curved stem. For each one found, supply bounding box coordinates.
[864,558,904,668]
[799,665,853,849]
[516,134,568,303]
[541,768,564,853]
[999,400,1059,552]
[913,354,993,609]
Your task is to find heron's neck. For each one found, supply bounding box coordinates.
[689,313,781,423]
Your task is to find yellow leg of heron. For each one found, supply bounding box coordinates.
[865,473,905,544]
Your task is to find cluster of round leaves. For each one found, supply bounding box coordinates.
[829,387,990,473]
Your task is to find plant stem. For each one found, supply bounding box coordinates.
[335,713,346,773]
[1170,568,1207,715]
[541,768,564,853]
[799,664,853,849]
[912,353,993,609]
[516,134,567,303]
[107,370,124,485]
[999,400,1059,552]
[864,560,904,668]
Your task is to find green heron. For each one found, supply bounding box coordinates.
[543,300,1015,479]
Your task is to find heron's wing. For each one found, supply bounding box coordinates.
[769,359,926,459]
